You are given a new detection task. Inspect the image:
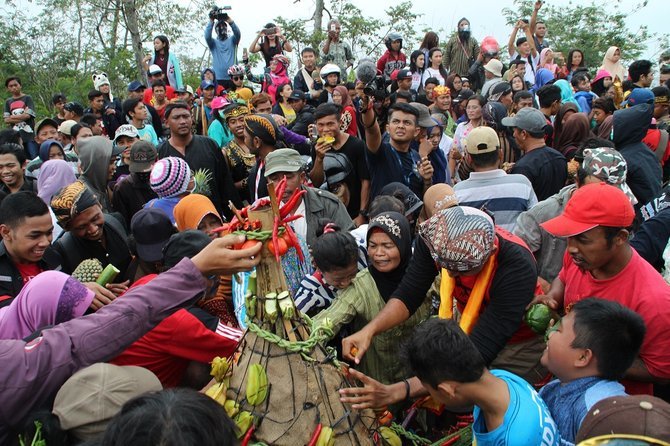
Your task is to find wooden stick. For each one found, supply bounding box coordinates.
[229,200,244,222]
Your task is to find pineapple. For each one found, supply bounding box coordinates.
[71,258,103,283]
[192,168,213,197]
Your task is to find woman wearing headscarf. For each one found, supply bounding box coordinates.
[552,102,580,149]
[591,69,614,98]
[332,85,358,137]
[174,194,223,238]
[538,48,558,76]
[532,68,555,94]
[37,159,77,240]
[554,112,591,160]
[0,271,94,340]
[554,79,582,112]
[313,212,431,385]
[25,139,67,179]
[77,135,122,212]
[599,46,627,83]
[423,117,449,185]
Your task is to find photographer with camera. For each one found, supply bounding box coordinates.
[204,6,241,89]
[249,22,293,67]
[320,19,354,80]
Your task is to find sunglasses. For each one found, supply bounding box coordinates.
[231,76,243,81]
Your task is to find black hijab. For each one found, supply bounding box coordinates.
[366,211,412,301]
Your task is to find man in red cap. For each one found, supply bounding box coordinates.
[537,182,670,395]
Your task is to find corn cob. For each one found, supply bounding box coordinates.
[245,363,269,406]
[277,290,294,319]
[264,292,278,323]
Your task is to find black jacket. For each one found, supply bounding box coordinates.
[111,173,158,227]
[287,105,315,137]
[0,241,60,307]
[613,104,662,207]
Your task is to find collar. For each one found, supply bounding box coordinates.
[468,169,507,179]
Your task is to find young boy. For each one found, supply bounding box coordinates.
[403,318,560,446]
[572,73,598,114]
[539,298,646,445]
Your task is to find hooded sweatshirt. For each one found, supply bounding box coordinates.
[613,104,662,206]
[77,136,115,212]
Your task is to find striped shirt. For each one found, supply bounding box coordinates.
[454,169,538,232]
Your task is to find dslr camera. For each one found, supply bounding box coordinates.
[209,5,232,21]
[363,75,387,98]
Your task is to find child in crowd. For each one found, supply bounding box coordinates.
[572,73,599,115]
[539,298,646,445]
[403,318,560,446]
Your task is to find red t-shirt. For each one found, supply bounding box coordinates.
[142,86,176,108]
[110,274,242,387]
[559,249,670,394]
[15,263,43,285]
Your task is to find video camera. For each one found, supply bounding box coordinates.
[363,76,387,99]
[209,5,232,21]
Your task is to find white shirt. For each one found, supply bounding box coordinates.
[511,51,540,86]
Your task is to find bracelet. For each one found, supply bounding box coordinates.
[402,378,410,401]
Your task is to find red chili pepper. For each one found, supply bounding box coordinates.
[275,176,288,202]
[211,223,231,233]
[272,215,281,261]
[241,424,256,446]
[440,435,461,446]
[280,189,306,218]
[281,214,304,224]
[283,223,304,262]
[307,423,322,446]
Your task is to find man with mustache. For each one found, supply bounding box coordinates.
[538,182,670,395]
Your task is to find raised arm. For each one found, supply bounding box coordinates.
[361,96,381,154]
[507,21,520,57]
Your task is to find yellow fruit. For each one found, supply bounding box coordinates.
[380,427,402,446]
[316,426,335,446]
[317,135,335,145]
[235,411,254,438]
[205,382,227,406]
[224,399,240,418]
[246,363,269,406]
[210,356,232,382]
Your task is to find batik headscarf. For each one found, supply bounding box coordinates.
[50,180,100,229]
[418,206,495,272]
[0,271,94,339]
[366,211,412,301]
[244,114,279,146]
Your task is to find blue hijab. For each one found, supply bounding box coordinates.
[38,139,65,162]
[554,79,582,112]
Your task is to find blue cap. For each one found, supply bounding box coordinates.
[622,88,655,107]
[127,81,146,92]
[200,80,216,90]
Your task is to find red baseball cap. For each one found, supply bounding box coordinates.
[541,183,635,237]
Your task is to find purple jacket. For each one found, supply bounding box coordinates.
[0,259,206,441]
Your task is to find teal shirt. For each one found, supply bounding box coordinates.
[137,125,158,146]
[207,119,233,148]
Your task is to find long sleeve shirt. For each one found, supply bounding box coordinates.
[0,259,205,442]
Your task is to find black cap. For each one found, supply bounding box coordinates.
[454,88,475,103]
[287,90,306,101]
[396,68,412,80]
[130,209,175,263]
[162,230,212,269]
[63,101,85,116]
[127,81,146,92]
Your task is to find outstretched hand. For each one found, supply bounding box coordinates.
[191,234,262,276]
[339,368,402,410]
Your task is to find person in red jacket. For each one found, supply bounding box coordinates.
[111,230,242,388]
[377,32,407,83]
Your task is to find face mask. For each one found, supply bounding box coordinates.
[460,26,470,32]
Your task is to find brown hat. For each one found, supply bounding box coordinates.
[52,363,162,440]
[576,395,670,444]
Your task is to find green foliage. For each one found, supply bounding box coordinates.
[502,0,656,69]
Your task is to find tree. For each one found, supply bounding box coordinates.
[502,0,659,68]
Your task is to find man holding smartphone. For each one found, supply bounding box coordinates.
[320,19,354,80]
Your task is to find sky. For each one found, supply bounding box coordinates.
[177,0,666,63]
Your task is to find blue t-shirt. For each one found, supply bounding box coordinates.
[137,125,158,146]
[539,377,625,446]
[366,141,422,200]
[473,370,560,446]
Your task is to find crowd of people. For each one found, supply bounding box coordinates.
[2,2,670,445]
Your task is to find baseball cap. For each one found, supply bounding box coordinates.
[581,147,637,205]
[287,90,306,101]
[541,182,635,237]
[131,208,174,262]
[113,124,139,143]
[483,59,503,77]
[653,86,670,105]
[453,88,475,104]
[175,85,195,96]
[576,395,670,443]
[58,120,78,136]
[622,88,655,107]
[409,102,436,128]
[501,107,548,134]
[162,230,212,269]
[35,117,59,135]
[52,363,161,440]
[129,140,157,173]
[127,80,146,92]
[200,79,216,90]
[265,148,304,177]
[464,126,500,154]
[396,68,412,80]
[63,101,84,116]
[148,64,163,75]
